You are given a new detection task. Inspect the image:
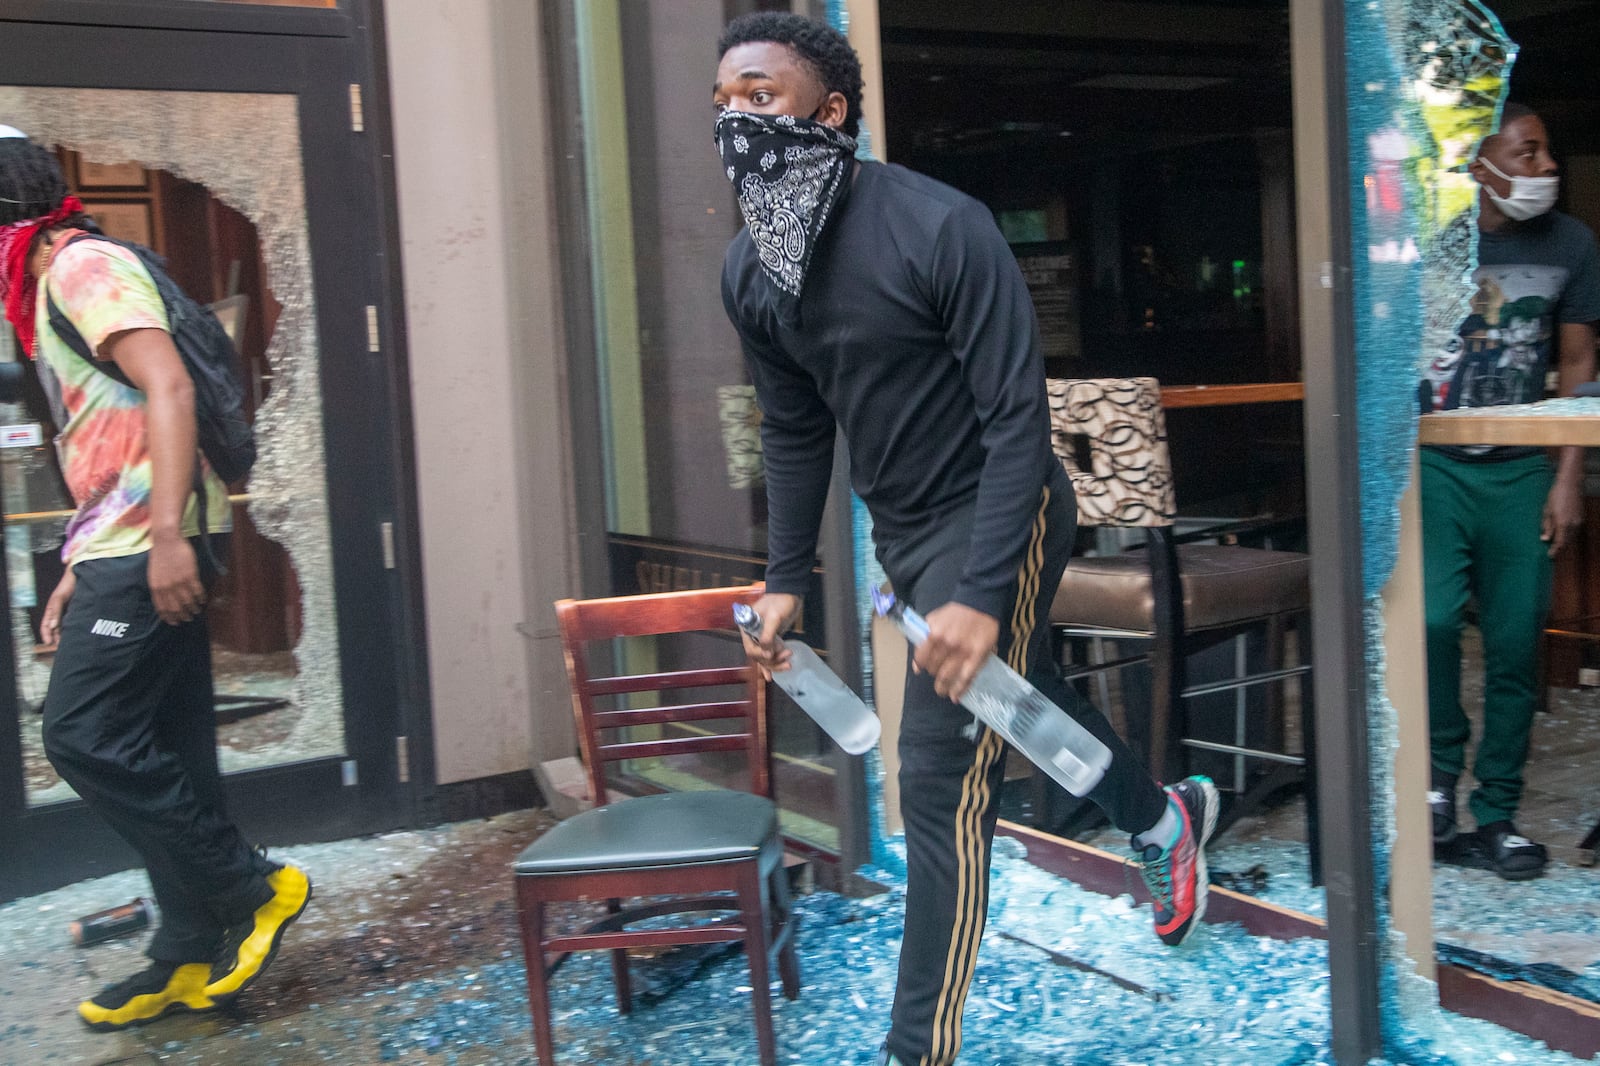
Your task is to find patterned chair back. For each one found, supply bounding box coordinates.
[1046,377,1176,528]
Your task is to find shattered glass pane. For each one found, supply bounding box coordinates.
[1430,394,1600,422]
[1346,0,1522,1050]
[1350,0,1514,598]
[1400,0,1515,437]
[0,87,345,793]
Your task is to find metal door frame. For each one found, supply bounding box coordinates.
[0,0,434,899]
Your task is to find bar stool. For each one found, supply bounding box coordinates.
[1044,378,1319,878]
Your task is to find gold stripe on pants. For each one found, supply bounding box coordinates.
[922,487,1051,1065]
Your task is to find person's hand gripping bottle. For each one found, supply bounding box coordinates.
[733,602,880,755]
[874,589,1111,795]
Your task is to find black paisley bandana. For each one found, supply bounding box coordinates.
[715,110,857,298]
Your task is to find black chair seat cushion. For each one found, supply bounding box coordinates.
[514,789,779,875]
[1051,544,1310,635]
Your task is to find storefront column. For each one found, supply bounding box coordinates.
[1382,470,1436,983]
[1290,0,1384,1061]
[844,0,887,161]
[385,0,579,782]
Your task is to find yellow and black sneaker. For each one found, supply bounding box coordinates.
[78,961,215,1031]
[204,864,312,1005]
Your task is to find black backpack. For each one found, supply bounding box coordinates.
[45,232,257,486]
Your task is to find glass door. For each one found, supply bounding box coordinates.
[0,11,416,898]
[550,0,869,863]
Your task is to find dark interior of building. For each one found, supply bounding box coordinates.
[878,0,1600,524]
[876,0,1600,851]
[1499,0,1600,159]
[878,0,1301,518]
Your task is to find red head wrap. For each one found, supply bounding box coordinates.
[0,194,85,357]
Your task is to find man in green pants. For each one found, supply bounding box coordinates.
[1420,103,1600,880]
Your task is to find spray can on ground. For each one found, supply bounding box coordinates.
[874,589,1112,796]
[70,898,156,947]
[733,602,880,755]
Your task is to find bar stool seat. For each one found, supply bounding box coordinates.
[1044,378,1318,882]
[1054,545,1310,635]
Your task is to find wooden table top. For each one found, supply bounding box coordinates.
[1418,397,1600,447]
[1159,382,1305,409]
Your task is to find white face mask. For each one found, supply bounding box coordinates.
[1477,155,1559,221]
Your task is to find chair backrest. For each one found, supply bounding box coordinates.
[554,585,771,808]
[1045,377,1176,529]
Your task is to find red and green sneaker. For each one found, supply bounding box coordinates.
[1133,775,1220,947]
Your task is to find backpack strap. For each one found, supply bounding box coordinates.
[43,232,135,388]
[193,468,227,577]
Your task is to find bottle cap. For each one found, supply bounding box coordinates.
[731,602,761,640]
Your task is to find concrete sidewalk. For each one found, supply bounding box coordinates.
[4,802,1583,1066]
[0,810,559,1066]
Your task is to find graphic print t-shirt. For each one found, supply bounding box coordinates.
[1419,210,1600,460]
[34,237,232,566]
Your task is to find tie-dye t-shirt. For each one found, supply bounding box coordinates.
[33,236,231,566]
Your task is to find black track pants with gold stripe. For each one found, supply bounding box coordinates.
[878,481,1167,1066]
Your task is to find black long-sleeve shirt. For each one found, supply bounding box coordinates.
[721,161,1058,621]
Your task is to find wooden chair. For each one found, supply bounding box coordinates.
[513,585,801,1066]
[1044,378,1319,875]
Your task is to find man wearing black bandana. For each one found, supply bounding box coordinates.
[715,14,1219,1066]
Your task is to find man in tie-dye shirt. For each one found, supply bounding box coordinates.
[0,133,309,1032]
[35,222,234,565]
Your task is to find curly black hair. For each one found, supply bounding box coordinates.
[1499,101,1537,128]
[718,13,863,136]
[0,137,70,227]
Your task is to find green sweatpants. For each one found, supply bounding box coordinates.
[1421,449,1553,827]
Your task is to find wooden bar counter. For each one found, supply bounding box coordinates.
[1418,396,1600,447]
[1159,382,1305,408]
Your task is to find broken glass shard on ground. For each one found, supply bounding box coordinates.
[1,811,1586,1065]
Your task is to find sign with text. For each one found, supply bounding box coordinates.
[1013,241,1082,366]
[606,533,828,648]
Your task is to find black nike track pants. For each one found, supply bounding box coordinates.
[42,539,273,963]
